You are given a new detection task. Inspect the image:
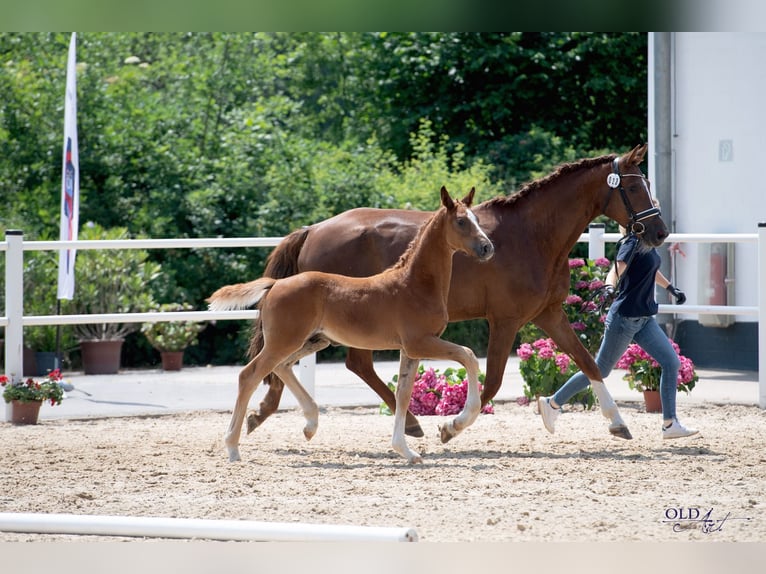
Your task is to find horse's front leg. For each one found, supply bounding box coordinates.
[438,344,481,444]
[481,318,520,406]
[346,347,424,438]
[403,336,482,444]
[391,354,423,464]
[533,306,632,440]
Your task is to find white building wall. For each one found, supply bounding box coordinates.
[670,32,766,322]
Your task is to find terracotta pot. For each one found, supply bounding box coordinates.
[160,351,184,371]
[642,390,662,413]
[80,340,124,375]
[11,400,42,424]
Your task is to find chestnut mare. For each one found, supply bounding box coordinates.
[208,187,494,463]
[248,144,668,441]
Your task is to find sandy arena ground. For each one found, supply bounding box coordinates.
[0,400,763,543]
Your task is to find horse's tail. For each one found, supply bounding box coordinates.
[264,227,309,279]
[206,277,277,311]
[247,228,310,362]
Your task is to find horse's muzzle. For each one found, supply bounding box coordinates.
[475,240,495,262]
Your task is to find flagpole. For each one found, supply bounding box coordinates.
[56,32,79,371]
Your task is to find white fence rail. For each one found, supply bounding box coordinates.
[3,224,766,418]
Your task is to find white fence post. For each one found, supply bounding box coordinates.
[588,223,605,260]
[3,230,24,422]
[299,353,316,399]
[759,223,766,408]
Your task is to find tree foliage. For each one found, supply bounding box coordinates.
[1,32,647,365]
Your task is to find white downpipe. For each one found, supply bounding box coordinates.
[0,512,418,542]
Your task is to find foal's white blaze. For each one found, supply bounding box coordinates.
[467,209,489,242]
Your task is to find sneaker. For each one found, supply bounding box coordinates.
[538,396,560,434]
[662,418,699,440]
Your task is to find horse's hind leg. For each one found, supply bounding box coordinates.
[225,357,276,462]
[247,336,330,434]
[346,347,424,438]
[247,374,284,433]
[273,363,320,441]
[391,354,423,464]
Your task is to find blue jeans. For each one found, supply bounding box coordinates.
[552,307,681,421]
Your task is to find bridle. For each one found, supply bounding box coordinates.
[605,157,661,236]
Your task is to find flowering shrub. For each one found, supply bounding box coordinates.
[616,340,698,394]
[1,370,66,406]
[382,365,494,416]
[518,338,595,409]
[519,257,611,354]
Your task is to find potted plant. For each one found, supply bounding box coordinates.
[1,369,66,424]
[382,365,494,416]
[141,303,206,371]
[20,244,76,375]
[64,223,160,374]
[616,340,698,412]
[23,325,76,376]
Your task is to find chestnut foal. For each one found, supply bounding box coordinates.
[208,186,494,463]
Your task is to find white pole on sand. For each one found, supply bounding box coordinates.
[0,512,418,542]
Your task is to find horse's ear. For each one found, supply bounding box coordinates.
[627,143,648,166]
[461,187,476,208]
[441,186,455,210]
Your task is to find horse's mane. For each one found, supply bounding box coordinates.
[484,153,617,208]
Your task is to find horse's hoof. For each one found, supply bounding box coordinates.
[439,423,456,444]
[408,454,423,465]
[406,423,425,438]
[303,426,317,441]
[227,447,242,462]
[609,424,633,440]
[246,413,261,434]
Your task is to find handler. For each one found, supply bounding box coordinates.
[538,219,699,440]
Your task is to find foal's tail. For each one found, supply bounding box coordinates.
[248,227,309,361]
[206,277,277,311]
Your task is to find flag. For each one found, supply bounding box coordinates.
[57,32,79,300]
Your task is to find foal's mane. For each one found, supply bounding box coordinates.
[484,153,617,208]
[389,204,447,273]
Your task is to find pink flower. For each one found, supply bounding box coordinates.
[537,345,555,359]
[580,301,597,313]
[570,321,587,332]
[517,343,534,361]
[595,257,611,268]
[555,353,571,374]
[565,294,583,305]
[588,279,604,291]
[569,258,586,269]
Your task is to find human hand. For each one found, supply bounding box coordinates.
[598,285,616,314]
[666,284,686,304]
